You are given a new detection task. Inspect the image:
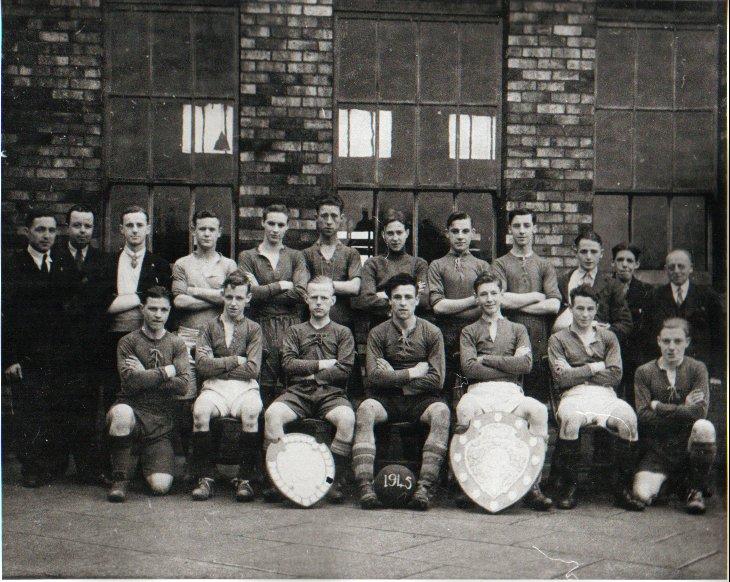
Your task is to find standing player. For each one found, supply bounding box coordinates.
[106,287,190,502]
[238,204,309,403]
[2,208,79,487]
[353,210,429,329]
[632,318,716,514]
[492,209,561,401]
[428,212,491,395]
[172,210,238,458]
[547,285,644,511]
[457,272,552,510]
[302,194,362,329]
[188,271,263,502]
[354,274,449,511]
[263,276,356,503]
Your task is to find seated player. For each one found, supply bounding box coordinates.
[263,276,356,504]
[457,272,552,511]
[547,284,643,511]
[354,273,450,511]
[632,318,716,514]
[188,271,263,502]
[106,286,190,502]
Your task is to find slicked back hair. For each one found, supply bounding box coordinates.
[263,203,289,222]
[66,204,94,225]
[25,207,57,228]
[574,227,602,248]
[473,270,503,293]
[382,208,410,231]
[120,205,149,224]
[193,210,220,226]
[611,241,642,261]
[308,275,335,293]
[570,283,600,305]
[660,317,690,338]
[446,211,471,229]
[508,208,535,225]
[315,194,344,214]
[142,285,171,305]
[384,272,418,298]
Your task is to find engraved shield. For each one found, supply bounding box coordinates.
[266,433,335,508]
[450,411,546,513]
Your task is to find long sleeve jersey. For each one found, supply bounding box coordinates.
[460,317,532,384]
[195,316,262,382]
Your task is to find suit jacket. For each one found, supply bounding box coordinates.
[639,282,725,378]
[623,276,654,327]
[558,269,633,343]
[1,246,80,369]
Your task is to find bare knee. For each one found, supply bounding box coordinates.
[264,403,289,439]
[107,405,135,436]
[192,402,214,432]
[241,408,261,433]
[147,473,173,495]
[691,419,716,443]
[558,412,583,440]
[609,405,638,441]
[425,403,450,430]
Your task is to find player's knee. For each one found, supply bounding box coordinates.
[241,411,259,433]
[192,403,212,431]
[147,473,173,495]
[691,419,716,443]
[107,405,135,435]
[526,398,548,424]
[612,404,638,441]
[356,400,379,426]
[332,406,356,430]
[427,403,451,430]
[558,412,582,439]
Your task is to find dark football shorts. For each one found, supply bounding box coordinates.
[366,393,445,424]
[275,383,352,420]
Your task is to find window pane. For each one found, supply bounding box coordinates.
[458,107,500,188]
[672,196,706,270]
[416,192,453,263]
[461,23,500,105]
[636,28,673,108]
[593,194,629,273]
[596,27,634,107]
[418,106,457,186]
[456,192,495,263]
[107,98,149,180]
[336,18,377,102]
[635,111,672,190]
[338,190,375,260]
[632,196,668,270]
[336,108,376,184]
[419,22,459,103]
[193,187,234,258]
[193,100,237,183]
[153,186,191,263]
[675,29,718,109]
[674,111,715,192]
[152,99,192,180]
[378,106,415,185]
[151,12,192,96]
[595,110,633,190]
[378,20,416,102]
[107,11,149,95]
[376,191,414,255]
[194,12,238,98]
[107,185,149,251]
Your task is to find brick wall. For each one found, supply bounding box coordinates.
[1,0,103,247]
[238,0,334,249]
[504,0,596,269]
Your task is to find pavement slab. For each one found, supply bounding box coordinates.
[572,558,676,579]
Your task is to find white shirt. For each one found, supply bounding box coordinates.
[567,267,598,303]
[671,281,689,305]
[117,247,145,295]
[68,242,88,262]
[26,245,51,271]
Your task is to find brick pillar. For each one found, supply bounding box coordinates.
[504,0,596,270]
[239,0,334,248]
[1,0,103,245]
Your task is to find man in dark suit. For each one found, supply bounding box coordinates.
[554,229,633,345]
[611,242,654,402]
[640,249,724,383]
[2,208,80,487]
[59,204,110,483]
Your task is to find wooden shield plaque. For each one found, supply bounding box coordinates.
[450,411,545,513]
[266,433,335,507]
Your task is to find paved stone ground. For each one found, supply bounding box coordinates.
[2,459,727,579]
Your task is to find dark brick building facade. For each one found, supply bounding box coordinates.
[2,0,726,287]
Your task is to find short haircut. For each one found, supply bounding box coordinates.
[660,317,690,338]
[473,270,503,293]
[315,193,344,213]
[25,207,57,228]
[667,248,693,265]
[262,203,289,222]
[192,210,220,226]
[66,204,94,225]
[574,227,603,248]
[308,275,335,293]
[570,283,600,305]
[508,208,535,225]
[142,285,170,304]
[222,270,250,292]
[446,211,471,229]
[611,242,642,261]
[382,209,410,231]
[120,205,149,224]
[384,273,418,297]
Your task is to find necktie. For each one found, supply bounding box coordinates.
[130,252,139,269]
[675,288,683,307]
[41,253,49,274]
[75,247,84,270]
[582,272,592,286]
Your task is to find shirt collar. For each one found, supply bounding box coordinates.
[68,242,88,259]
[671,281,689,298]
[577,266,598,281]
[389,317,419,338]
[569,323,597,345]
[448,248,472,259]
[657,357,685,372]
[123,246,146,260]
[256,243,288,256]
[27,245,51,267]
[509,249,533,259]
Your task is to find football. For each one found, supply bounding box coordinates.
[374,464,416,507]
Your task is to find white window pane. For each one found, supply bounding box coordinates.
[471,115,494,160]
[448,113,457,160]
[200,103,232,154]
[181,104,192,154]
[459,114,471,159]
[194,105,204,153]
[338,109,349,157]
[378,110,392,159]
[349,109,375,157]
